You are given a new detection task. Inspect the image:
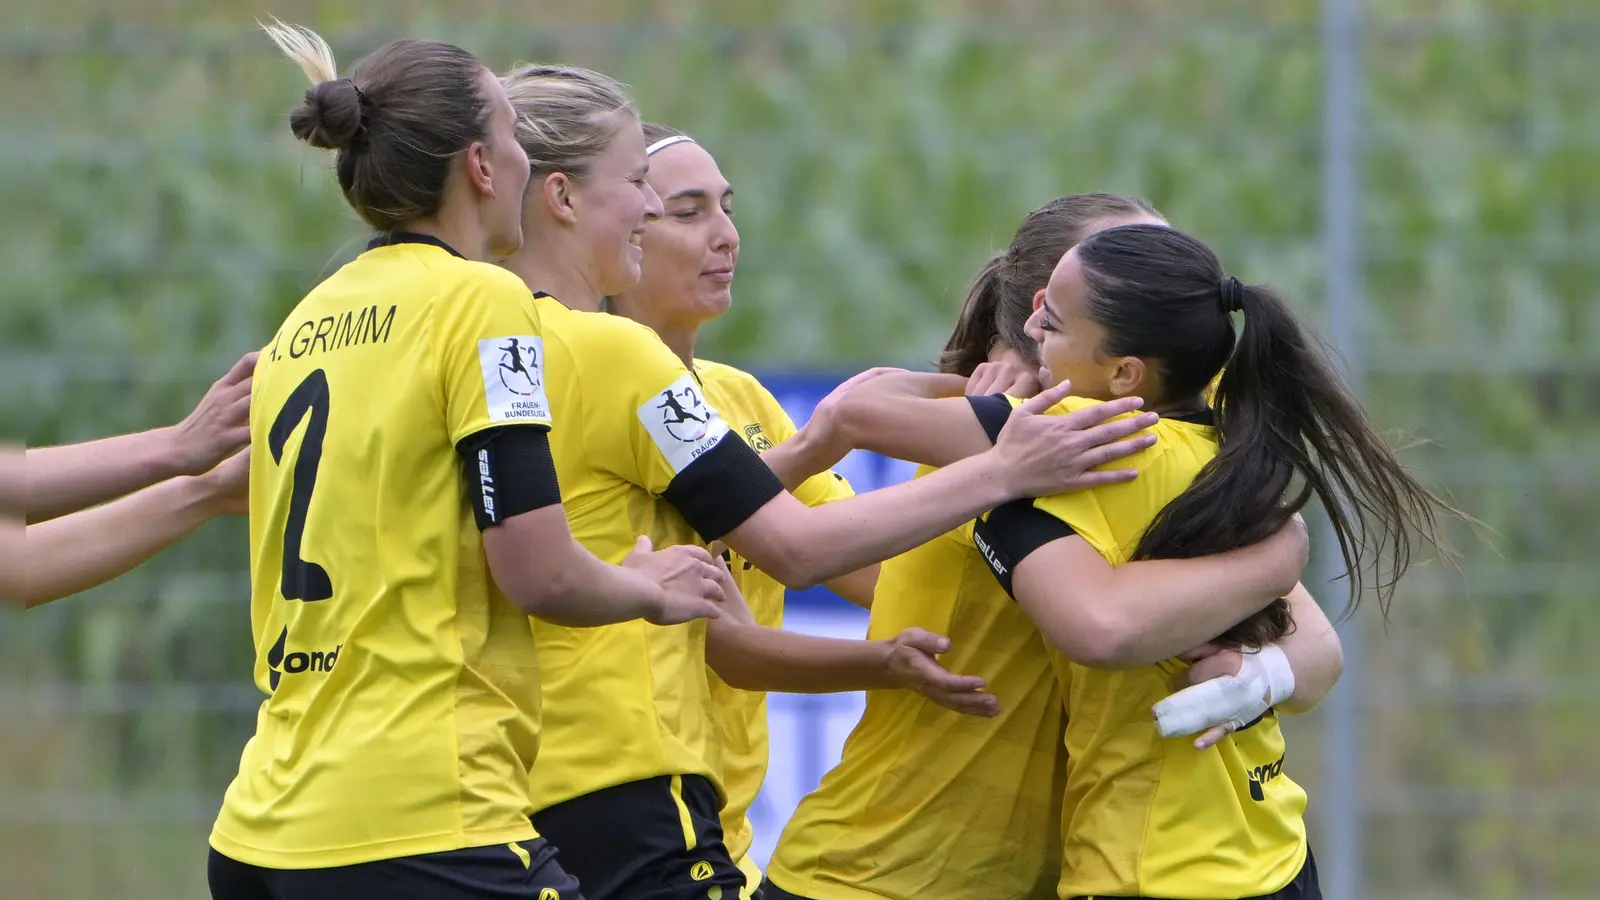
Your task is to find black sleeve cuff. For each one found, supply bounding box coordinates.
[971,499,1076,598]
[966,393,1015,445]
[663,433,784,541]
[457,425,562,531]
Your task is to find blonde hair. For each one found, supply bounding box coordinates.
[262,17,338,84]
[501,64,638,179]
[262,18,493,231]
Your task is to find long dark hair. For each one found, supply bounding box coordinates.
[1075,224,1454,646]
[939,194,1161,376]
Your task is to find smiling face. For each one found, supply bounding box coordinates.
[1021,212,1170,396]
[1026,248,1120,399]
[616,140,740,329]
[559,115,664,295]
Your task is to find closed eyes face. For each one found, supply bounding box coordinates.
[1019,214,1170,398]
[1026,249,1117,399]
[628,140,740,327]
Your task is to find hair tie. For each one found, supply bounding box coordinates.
[1219,276,1245,314]
[646,134,695,156]
[347,80,371,141]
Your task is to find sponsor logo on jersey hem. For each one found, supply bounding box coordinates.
[267,627,342,692]
[1247,753,1286,801]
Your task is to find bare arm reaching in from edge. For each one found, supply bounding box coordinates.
[24,449,249,607]
[0,445,21,606]
[27,352,258,523]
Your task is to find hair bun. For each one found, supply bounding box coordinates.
[289,78,367,151]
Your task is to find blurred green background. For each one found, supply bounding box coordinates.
[4,0,1597,897]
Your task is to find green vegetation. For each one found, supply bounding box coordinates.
[4,2,1595,897]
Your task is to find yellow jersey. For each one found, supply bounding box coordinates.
[694,359,857,890]
[527,297,783,814]
[992,399,1309,900]
[767,467,1066,900]
[213,234,551,868]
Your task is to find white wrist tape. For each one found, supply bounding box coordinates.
[1153,644,1297,739]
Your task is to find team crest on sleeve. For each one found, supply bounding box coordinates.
[479,336,551,423]
[743,423,774,451]
[638,375,729,473]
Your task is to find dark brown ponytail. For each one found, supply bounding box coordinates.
[1075,224,1457,646]
[939,254,1008,375]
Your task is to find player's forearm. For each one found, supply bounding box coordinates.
[524,552,665,628]
[760,436,833,493]
[25,474,221,608]
[746,452,1014,588]
[835,376,990,468]
[0,446,25,516]
[823,564,879,610]
[27,428,190,522]
[706,619,895,693]
[872,371,970,400]
[1085,542,1303,668]
[0,511,22,607]
[1276,583,1343,714]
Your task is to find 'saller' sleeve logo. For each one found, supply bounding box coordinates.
[480,336,551,424]
[638,375,729,473]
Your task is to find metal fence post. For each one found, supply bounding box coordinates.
[1319,1,1366,899]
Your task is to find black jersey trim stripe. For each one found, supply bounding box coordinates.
[972,499,1076,599]
[366,231,466,259]
[968,395,1214,439]
[457,425,562,531]
[662,433,784,541]
[967,393,1014,445]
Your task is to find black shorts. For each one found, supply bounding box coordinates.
[532,774,748,900]
[1064,846,1322,900]
[208,838,584,900]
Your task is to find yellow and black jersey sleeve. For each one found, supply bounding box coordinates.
[433,267,554,448]
[429,268,560,528]
[966,392,1018,444]
[969,394,1125,595]
[597,324,783,540]
[972,498,1076,598]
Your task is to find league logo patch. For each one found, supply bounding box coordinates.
[479,336,551,423]
[657,384,712,442]
[639,375,728,473]
[496,337,542,397]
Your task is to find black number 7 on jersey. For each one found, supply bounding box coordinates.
[269,369,335,602]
